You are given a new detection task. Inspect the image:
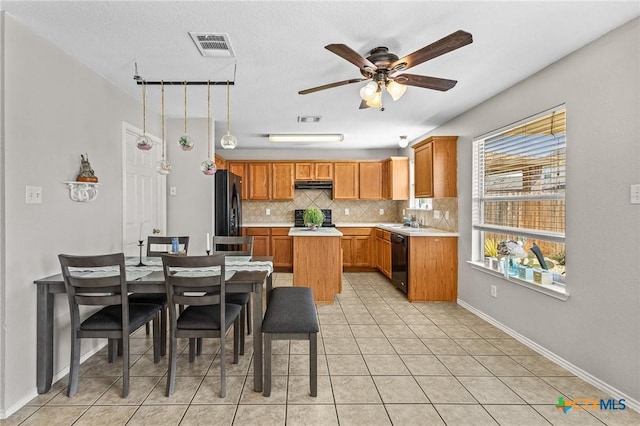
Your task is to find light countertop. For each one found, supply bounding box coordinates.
[375,223,458,237]
[288,227,343,237]
[242,222,457,237]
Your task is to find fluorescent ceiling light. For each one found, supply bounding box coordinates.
[268,134,344,143]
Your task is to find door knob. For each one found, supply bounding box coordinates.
[153,228,161,234]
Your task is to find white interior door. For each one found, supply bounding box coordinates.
[122,122,167,256]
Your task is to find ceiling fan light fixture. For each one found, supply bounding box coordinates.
[365,89,382,108]
[268,134,344,143]
[386,80,408,101]
[359,81,378,101]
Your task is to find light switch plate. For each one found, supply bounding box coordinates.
[631,184,640,204]
[379,208,384,215]
[266,208,271,215]
[170,186,177,196]
[433,210,441,219]
[345,208,350,215]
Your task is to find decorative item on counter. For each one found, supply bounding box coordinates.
[76,154,98,182]
[483,238,499,270]
[303,207,324,230]
[201,81,217,175]
[497,240,527,278]
[156,81,172,175]
[517,264,534,280]
[136,81,153,151]
[178,82,194,151]
[533,269,553,285]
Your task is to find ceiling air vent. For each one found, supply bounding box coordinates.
[189,32,235,57]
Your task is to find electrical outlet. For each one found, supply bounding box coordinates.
[379,208,384,215]
[402,209,406,216]
[491,285,497,298]
[433,210,441,219]
[170,186,177,196]
[631,184,640,204]
[26,186,42,204]
[345,208,349,215]
[266,208,271,215]
[445,211,450,220]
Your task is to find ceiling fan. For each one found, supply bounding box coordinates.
[298,30,473,109]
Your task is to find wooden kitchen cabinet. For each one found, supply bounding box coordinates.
[375,229,392,278]
[358,162,383,200]
[214,154,226,171]
[295,162,333,180]
[227,161,247,199]
[338,227,374,268]
[271,162,294,200]
[247,162,271,200]
[408,236,458,302]
[333,162,359,199]
[271,227,293,268]
[413,136,457,198]
[244,227,270,256]
[382,157,409,200]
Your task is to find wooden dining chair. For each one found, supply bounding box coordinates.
[58,253,162,397]
[161,254,242,397]
[130,236,191,354]
[213,236,254,338]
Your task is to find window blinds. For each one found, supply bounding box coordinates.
[474,107,566,243]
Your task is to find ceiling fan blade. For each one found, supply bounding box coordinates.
[298,78,367,95]
[325,44,377,71]
[394,74,458,91]
[391,30,473,71]
[359,100,370,109]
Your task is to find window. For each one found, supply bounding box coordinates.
[473,106,566,282]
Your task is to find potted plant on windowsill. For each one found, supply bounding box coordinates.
[303,207,324,230]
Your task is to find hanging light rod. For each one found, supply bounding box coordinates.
[134,80,234,86]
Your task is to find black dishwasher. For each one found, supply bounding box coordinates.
[391,233,408,294]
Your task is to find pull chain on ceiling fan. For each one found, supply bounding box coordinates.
[299,30,473,110]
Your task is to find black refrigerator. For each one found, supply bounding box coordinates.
[214,170,242,237]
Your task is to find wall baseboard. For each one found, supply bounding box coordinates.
[0,342,106,420]
[458,299,639,413]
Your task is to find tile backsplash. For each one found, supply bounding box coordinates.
[243,189,402,224]
[405,198,458,232]
[242,190,458,232]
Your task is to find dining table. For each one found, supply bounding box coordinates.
[33,255,273,395]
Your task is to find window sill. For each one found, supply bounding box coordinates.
[467,261,570,301]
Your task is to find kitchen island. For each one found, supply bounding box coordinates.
[289,227,343,303]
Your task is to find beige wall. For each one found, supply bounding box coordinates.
[405,18,640,405]
[0,13,161,415]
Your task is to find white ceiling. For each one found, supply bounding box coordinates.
[3,1,639,150]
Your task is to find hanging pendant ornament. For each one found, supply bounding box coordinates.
[156,81,172,175]
[136,81,153,150]
[220,80,237,149]
[178,82,194,151]
[201,81,217,175]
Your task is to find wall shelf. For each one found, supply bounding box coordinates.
[62,181,101,202]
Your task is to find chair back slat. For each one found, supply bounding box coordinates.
[213,236,253,256]
[147,236,190,257]
[59,253,127,309]
[162,254,226,308]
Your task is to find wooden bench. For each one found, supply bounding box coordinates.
[261,286,319,397]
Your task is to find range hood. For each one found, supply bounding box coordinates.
[294,180,333,190]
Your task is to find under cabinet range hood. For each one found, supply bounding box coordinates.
[294,180,333,190]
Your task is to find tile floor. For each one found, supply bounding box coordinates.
[3,272,639,425]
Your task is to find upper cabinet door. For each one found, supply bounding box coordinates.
[314,162,334,180]
[413,136,457,198]
[295,162,313,180]
[271,162,294,200]
[358,162,383,200]
[333,162,359,199]
[248,162,271,200]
